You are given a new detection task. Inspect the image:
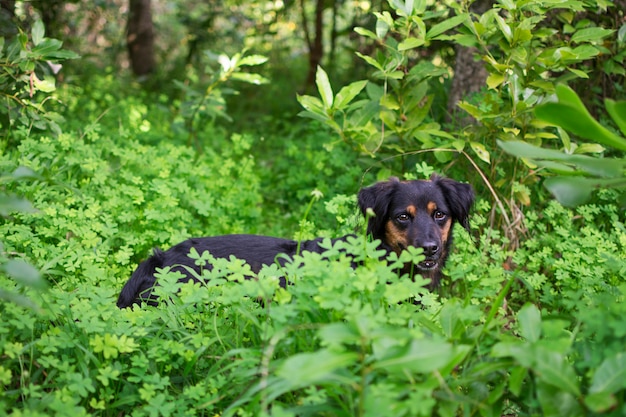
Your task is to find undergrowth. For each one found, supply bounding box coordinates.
[1,106,625,415]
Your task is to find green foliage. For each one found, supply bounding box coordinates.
[500,85,626,206]
[298,0,626,233]
[1,2,626,416]
[0,19,78,141]
[1,171,625,415]
[173,50,268,150]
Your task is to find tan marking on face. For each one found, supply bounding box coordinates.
[385,220,409,254]
[427,201,437,215]
[441,218,452,247]
[406,205,417,216]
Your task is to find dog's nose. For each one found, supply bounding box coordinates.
[422,242,439,257]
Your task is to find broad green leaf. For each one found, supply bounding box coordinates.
[380,94,400,110]
[470,141,490,164]
[589,352,626,394]
[535,86,626,152]
[33,75,56,92]
[534,349,580,396]
[517,304,541,343]
[494,14,513,44]
[318,323,360,346]
[398,38,425,51]
[457,101,483,119]
[333,80,367,110]
[32,38,64,57]
[277,349,358,386]
[574,143,605,154]
[509,366,528,396]
[544,177,594,206]
[536,381,584,417]
[439,302,464,339]
[376,16,390,38]
[6,166,37,180]
[3,260,46,290]
[32,20,45,46]
[373,338,454,373]
[237,54,268,66]
[536,105,595,136]
[491,342,535,368]
[315,66,333,109]
[497,140,625,177]
[230,72,268,85]
[486,72,505,89]
[356,52,385,71]
[296,94,325,116]
[0,194,36,216]
[571,27,614,44]
[584,392,618,413]
[605,99,626,137]
[426,14,469,39]
[568,67,589,78]
[354,27,378,40]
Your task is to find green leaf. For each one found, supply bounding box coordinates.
[536,381,584,417]
[589,352,626,395]
[33,75,56,92]
[534,349,580,396]
[470,141,490,164]
[3,260,46,290]
[354,27,378,40]
[398,38,425,51]
[426,14,469,39]
[333,80,367,110]
[0,194,36,216]
[544,177,594,207]
[315,66,333,109]
[518,304,541,343]
[497,140,625,177]
[31,38,63,58]
[605,99,626,138]
[486,73,505,89]
[237,54,268,66]
[571,27,614,44]
[584,392,618,413]
[356,52,385,71]
[230,72,268,85]
[32,20,45,46]
[494,14,513,44]
[373,338,454,373]
[535,85,626,151]
[277,349,358,386]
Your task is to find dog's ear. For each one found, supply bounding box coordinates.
[432,174,475,230]
[357,177,399,238]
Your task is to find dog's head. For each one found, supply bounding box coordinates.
[357,175,474,276]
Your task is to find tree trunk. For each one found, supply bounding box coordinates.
[127,0,155,77]
[447,0,493,125]
[301,0,325,90]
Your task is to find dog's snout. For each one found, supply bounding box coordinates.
[422,242,439,257]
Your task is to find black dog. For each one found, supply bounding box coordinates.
[117,175,474,308]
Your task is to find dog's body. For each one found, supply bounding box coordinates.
[117,176,474,308]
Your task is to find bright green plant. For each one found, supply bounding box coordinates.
[0,20,78,142]
[0,166,47,309]
[173,50,268,151]
[499,84,626,206]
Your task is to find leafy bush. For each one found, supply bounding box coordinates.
[500,84,626,206]
[0,19,78,142]
[1,178,625,415]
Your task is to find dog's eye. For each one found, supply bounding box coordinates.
[396,213,410,222]
[434,211,446,221]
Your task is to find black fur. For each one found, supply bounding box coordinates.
[117,175,474,308]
